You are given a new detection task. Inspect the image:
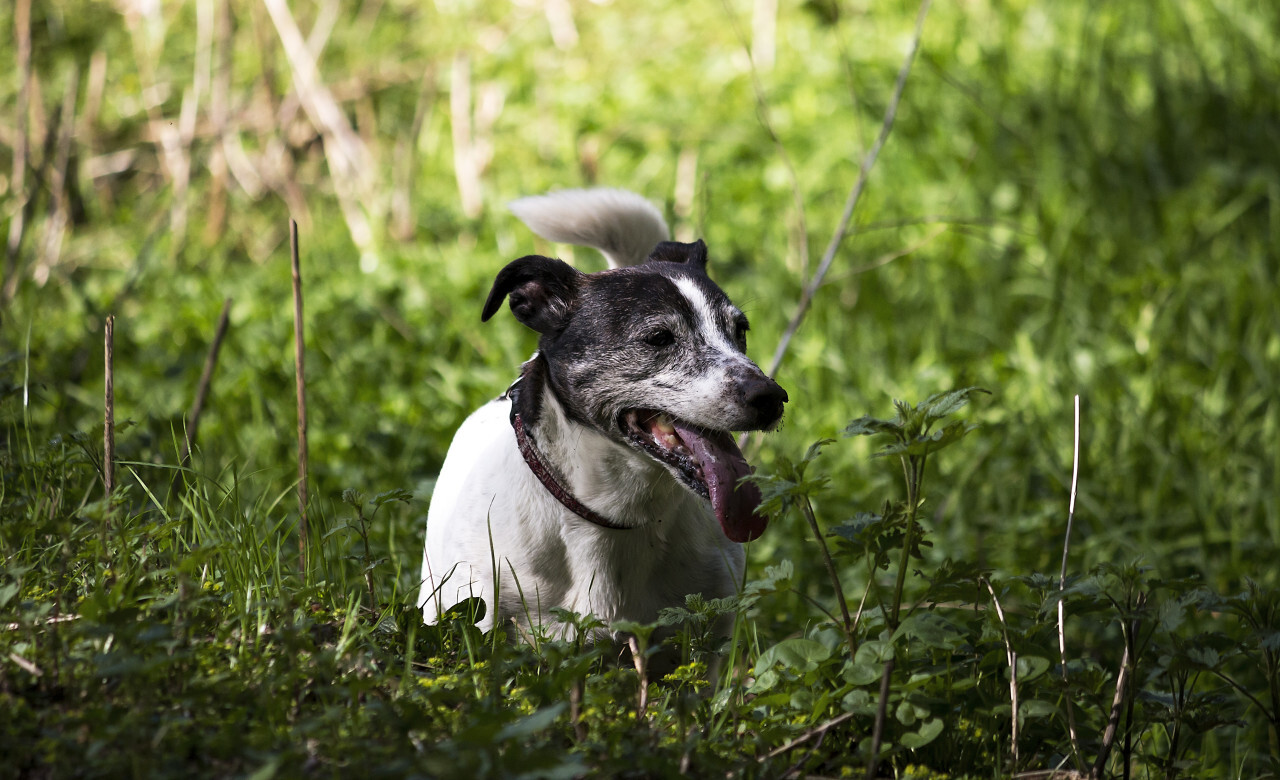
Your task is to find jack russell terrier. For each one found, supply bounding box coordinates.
[418,188,787,641]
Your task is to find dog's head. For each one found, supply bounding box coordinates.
[482,240,787,543]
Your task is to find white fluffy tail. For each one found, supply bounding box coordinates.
[508,188,670,269]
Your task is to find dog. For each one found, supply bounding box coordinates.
[417,188,787,642]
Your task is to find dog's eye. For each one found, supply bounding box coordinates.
[644,328,675,348]
[734,320,749,347]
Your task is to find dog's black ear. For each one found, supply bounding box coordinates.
[482,255,583,334]
[646,239,708,270]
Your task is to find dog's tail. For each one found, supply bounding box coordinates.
[509,188,670,269]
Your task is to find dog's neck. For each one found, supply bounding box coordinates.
[507,357,688,529]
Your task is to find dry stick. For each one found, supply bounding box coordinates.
[104,316,116,500]
[178,298,233,467]
[203,0,233,244]
[1058,395,1085,768]
[263,0,374,251]
[450,53,482,219]
[391,65,437,241]
[767,0,933,379]
[983,577,1020,769]
[3,0,33,303]
[291,220,309,572]
[760,710,857,762]
[261,0,368,180]
[568,677,586,741]
[782,727,830,780]
[627,634,649,717]
[1012,770,1087,780]
[1092,617,1138,780]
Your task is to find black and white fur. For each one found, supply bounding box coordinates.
[418,188,787,637]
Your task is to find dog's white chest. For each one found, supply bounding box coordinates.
[417,397,744,634]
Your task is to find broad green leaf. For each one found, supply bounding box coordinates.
[610,619,657,642]
[440,596,486,626]
[747,668,780,694]
[496,702,568,741]
[246,758,281,780]
[894,611,968,650]
[917,386,991,422]
[1018,699,1059,720]
[0,582,19,610]
[790,688,815,712]
[754,638,833,676]
[842,688,876,714]
[1015,655,1051,683]
[372,488,413,507]
[843,658,884,686]
[872,422,980,458]
[900,718,944,749]
[844,416,901,438]
[895,698,929,725]
[758,638,833,673]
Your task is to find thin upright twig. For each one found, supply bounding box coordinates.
[291,220,309,571]
[983,577,1020,768]
[178,298,233,466]
[104,316,116,499]
[1058,395,1084,767]
[768,0,933,379]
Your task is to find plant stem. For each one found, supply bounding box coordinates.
[360,517,377,611]
[866,658,895,779]
[890,453,926,628]
[290,218,309,574]
[179,297,233,468]
[103,315,115,502]
[800,496,858,660]
[1266,646,1280,758]
[768,0,933,378]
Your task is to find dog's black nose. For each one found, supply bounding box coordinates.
[742,375,788,427]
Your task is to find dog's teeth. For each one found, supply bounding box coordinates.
[653,414,676,435]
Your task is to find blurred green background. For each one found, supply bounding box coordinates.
[3,0,1277,594]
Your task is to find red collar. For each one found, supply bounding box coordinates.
[511,412,631,531]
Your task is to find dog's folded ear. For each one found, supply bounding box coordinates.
[482,255,583,334]
[646,239,708,270]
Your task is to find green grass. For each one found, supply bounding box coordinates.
[2,0,1278,776]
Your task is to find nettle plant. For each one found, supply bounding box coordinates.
[733,388,1273,778]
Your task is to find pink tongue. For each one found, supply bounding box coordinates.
[670,422,768,543]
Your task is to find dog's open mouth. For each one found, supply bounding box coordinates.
[619,409,767,543]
